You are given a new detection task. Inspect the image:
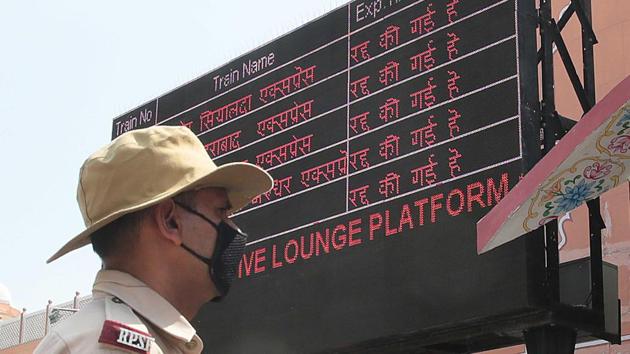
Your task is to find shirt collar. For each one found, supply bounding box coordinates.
[92,269,197,343]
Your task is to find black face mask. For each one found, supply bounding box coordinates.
[175,202,247,302]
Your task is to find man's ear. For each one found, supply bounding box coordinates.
[153,199,183,245]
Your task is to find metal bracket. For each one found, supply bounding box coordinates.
[547,19,592,112]
[537,2,575,63]
[570,0,598,44]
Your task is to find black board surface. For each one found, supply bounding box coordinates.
[111,0,540,352]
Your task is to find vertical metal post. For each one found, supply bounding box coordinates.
[539,0,560,305]
[578,0,605,315]
[45,300,52,335]
[588,198,605,312]
[581,0,595,107]
[18,308,26,344]
[544,221,560,303]
[540,0,555,126]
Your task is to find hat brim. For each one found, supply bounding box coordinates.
[47,162,272,263]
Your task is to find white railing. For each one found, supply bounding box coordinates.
[0,293,92,349]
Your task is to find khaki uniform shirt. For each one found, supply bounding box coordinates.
[34,270,204,354]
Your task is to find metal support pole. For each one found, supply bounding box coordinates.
[573,0,598,49]
[540,0,555,125]
[45,300,52,335]
[539,0,561,305]
[548,19,591,112]
[588,198,605,313]
[544,221,560,303]
[578,0,605,317]
[537,2,575,63]
[580,0,596,107]
[18,308,26,344]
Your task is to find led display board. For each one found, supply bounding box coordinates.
[112,0,540,351]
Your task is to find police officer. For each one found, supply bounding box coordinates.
[35,126,273,353]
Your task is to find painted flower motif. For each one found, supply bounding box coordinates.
[554,178,595,214]
[608,135,630,153]
[541,180,562,202]
[615,108,630,130]
[583,161,613,180]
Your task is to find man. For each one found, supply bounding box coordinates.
[35,126,273,353]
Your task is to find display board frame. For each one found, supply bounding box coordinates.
[111,0,546,351]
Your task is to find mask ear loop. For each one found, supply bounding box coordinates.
[174,201,221,230]
[180,243,212,265]
[174,201,247,301]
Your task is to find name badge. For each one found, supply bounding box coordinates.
[99,320,154,353]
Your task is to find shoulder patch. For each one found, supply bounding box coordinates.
[98,320,154,353]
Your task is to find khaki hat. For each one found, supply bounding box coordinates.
[48,126,273,263]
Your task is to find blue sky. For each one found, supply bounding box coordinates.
[0,0,347,313]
